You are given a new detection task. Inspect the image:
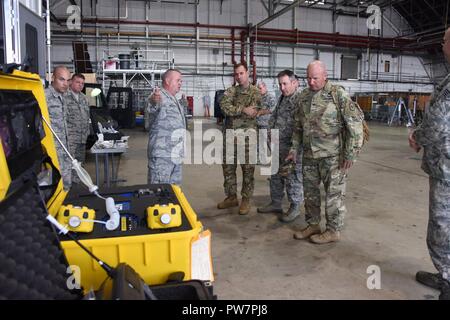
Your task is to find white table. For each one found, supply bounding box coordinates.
[90,146,127,187]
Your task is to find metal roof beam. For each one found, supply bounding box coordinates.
[252,0,307,31]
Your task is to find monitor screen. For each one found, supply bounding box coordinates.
[0,89,45,179]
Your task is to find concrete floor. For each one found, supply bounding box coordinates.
[84,119,438,300]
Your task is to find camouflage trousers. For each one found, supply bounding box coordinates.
[271,148,304,205]
[427,177,450,284]
[69,142,87,163]
[148,157,182,185]
[222,138,256,199]
[55,144,72,191]
[303,156,347,231]
[70,142,86,184]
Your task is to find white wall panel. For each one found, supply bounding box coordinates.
[317,51,336,78]
[297,8,333,33]
[255,10,294,30]
[294,51,316,71]
[126,1,146,21]
[335,15,368,36]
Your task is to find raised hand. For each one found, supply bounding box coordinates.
[150,86,161,104]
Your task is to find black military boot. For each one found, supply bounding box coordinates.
[279,203,300,222]
[257,201,283,214]
[439,281,450,300]
[415,271,445,290]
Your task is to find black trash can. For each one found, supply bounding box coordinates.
[118,54,131,69]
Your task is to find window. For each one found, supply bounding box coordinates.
[341,55,359,80]
[25,23,39,74]
[384,60,390,73]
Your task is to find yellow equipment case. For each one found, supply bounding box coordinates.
[61,183,206,291]
[0,68,215,299]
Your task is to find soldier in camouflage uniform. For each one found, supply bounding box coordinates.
[287,60,363,244]
[258,70,304,223]
[409,28,450,300]
[65,74,90,184]
[147,69,186,185]
[217,62,262,215]
[256,81,275,166]
[44,66,72,191]
[256,81,276,129]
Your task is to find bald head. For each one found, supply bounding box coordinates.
[443,28,450,64]
[306,60,328,92]
[52,66,70,94]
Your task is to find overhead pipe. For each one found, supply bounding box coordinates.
[249,35,256,84]
[79,17,413,46]
[254,31,415,50]
[57,17,432,52]
[251,28,415,50]
[231,28,236,65]
[240,30,246,64]
[255,29,413,47]
[51,33,431,62]
[49,29,405,49]
[81,17,248,30]
[53,28,432,52]
[254,35,409,51]
[53,30,233,42]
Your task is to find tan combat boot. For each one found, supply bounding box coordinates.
[293,224,321,240]
[217,195,239,209]
[238,198,251,215]
[309,229,341,244]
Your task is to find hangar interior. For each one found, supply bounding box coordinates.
[0,0,449,300]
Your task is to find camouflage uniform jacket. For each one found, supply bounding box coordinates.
[414,74,450,181]
[65,89,90,144]
[147,88,186,159]
[44,86,69,148]
[220,84,262,130]
[290,81,363,160]
[269,91,300,146]
[257,92,277,128]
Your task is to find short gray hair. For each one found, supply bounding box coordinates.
[162,68,182,82]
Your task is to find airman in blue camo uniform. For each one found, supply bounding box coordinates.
[147,69,186,185]
[45,66,72,191]
[258,70,304,223]
[410,28,450,300]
